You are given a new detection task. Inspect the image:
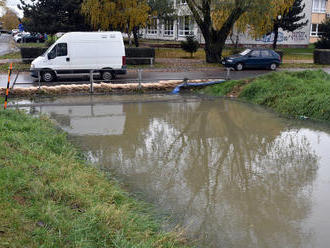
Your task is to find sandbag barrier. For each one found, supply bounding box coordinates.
[0,79,222,97]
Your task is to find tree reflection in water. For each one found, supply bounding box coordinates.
[43,99,319,248]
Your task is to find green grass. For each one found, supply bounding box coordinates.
[201,70,330,121]
[0,52,21,60]
[17,43,48,48]
[0,110,191,247]
[154,47,314,61]
[0,62,30,73]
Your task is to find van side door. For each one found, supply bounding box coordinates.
[47,43,70,72]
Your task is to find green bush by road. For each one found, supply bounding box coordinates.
[0,110,190,247]
[201,70,330,121]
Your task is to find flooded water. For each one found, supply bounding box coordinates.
[19,94,330,248]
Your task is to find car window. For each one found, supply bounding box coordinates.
[57,43,68,57]
[48,43,68,59]
[261,50,271,57]
[250,50,260,57]
[239,49,251,56]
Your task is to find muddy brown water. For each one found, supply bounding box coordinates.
[18,94,330,248]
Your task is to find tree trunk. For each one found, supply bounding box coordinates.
[197,7,245,63]
[273,25,279,50]
[204,39,224,63]
[133,26,139,48]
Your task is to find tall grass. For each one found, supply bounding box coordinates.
[0,110,191,247]
[240,70,330,120]
[202,70,330,121]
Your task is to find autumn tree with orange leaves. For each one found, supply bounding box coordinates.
[81,0,150,47]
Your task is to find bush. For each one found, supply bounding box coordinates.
[315,19,330,49]
[181,36,199,58]
[45,35,56,47]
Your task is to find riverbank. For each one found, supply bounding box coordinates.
[200,70,330,121]
[0,109,190,247]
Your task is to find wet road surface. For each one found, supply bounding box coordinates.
[0,34,13,56]
[0,69,273,88]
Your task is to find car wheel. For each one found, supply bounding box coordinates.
[101,70,114,82]
[235,63,244,71]
[270,63,277,71]
[41,71,56,82]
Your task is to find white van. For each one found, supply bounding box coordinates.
[31,32,127,82]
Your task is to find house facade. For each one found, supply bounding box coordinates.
[310,0,330,43]
[141,0,319,47]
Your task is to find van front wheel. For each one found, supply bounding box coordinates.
[101,71,114,82]
[41,71,56,82]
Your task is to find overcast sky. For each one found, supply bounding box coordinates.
[5,0,26,17]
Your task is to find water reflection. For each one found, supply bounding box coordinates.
[29,96,329,248]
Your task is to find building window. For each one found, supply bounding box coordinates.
[164,20,174,36]
[312,0,327,13]
[311,24,323,37]
[147,18,158,35]
[178,16,194,36]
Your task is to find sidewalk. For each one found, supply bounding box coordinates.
[0,59,22,63]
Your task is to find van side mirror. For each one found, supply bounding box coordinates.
[47,53,51,60]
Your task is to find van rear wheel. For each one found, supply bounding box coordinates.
[41,70,56,82]
[101,70,114,82]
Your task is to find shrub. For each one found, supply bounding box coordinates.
[45,35,56,47]
[181,36,199,58]
[315,19,330,49]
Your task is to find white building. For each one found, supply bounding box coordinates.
[141,0,204,43]
[141,0,313,47]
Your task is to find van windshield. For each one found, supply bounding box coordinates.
[42,44,56,57]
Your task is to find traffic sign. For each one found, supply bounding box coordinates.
[18,23,24,32]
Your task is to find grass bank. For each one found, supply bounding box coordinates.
[0,109,190,247]
[201,70,330,121]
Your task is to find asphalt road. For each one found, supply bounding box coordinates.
[2,67,330,89]
[0,34,13,56]
[0,69,274,88]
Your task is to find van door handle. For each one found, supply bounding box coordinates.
[66,57,70,62]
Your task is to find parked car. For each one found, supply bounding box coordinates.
[11,29,19,36]
[30,32,127,82]
[13,32,30,42]
[16,33,45,43]
[222,48,281,71]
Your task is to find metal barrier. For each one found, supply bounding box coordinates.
[226,67,235,80]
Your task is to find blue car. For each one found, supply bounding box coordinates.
[222,49,281,71]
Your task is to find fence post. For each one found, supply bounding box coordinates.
[10,71,20,90]
[138,69,143,89]
[4,63,13,109]
[226,67,235,80]
[38,70,41,90]
[150,57,154,67]
[90,70,94,93]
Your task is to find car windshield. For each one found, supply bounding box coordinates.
[239,49,251,56]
